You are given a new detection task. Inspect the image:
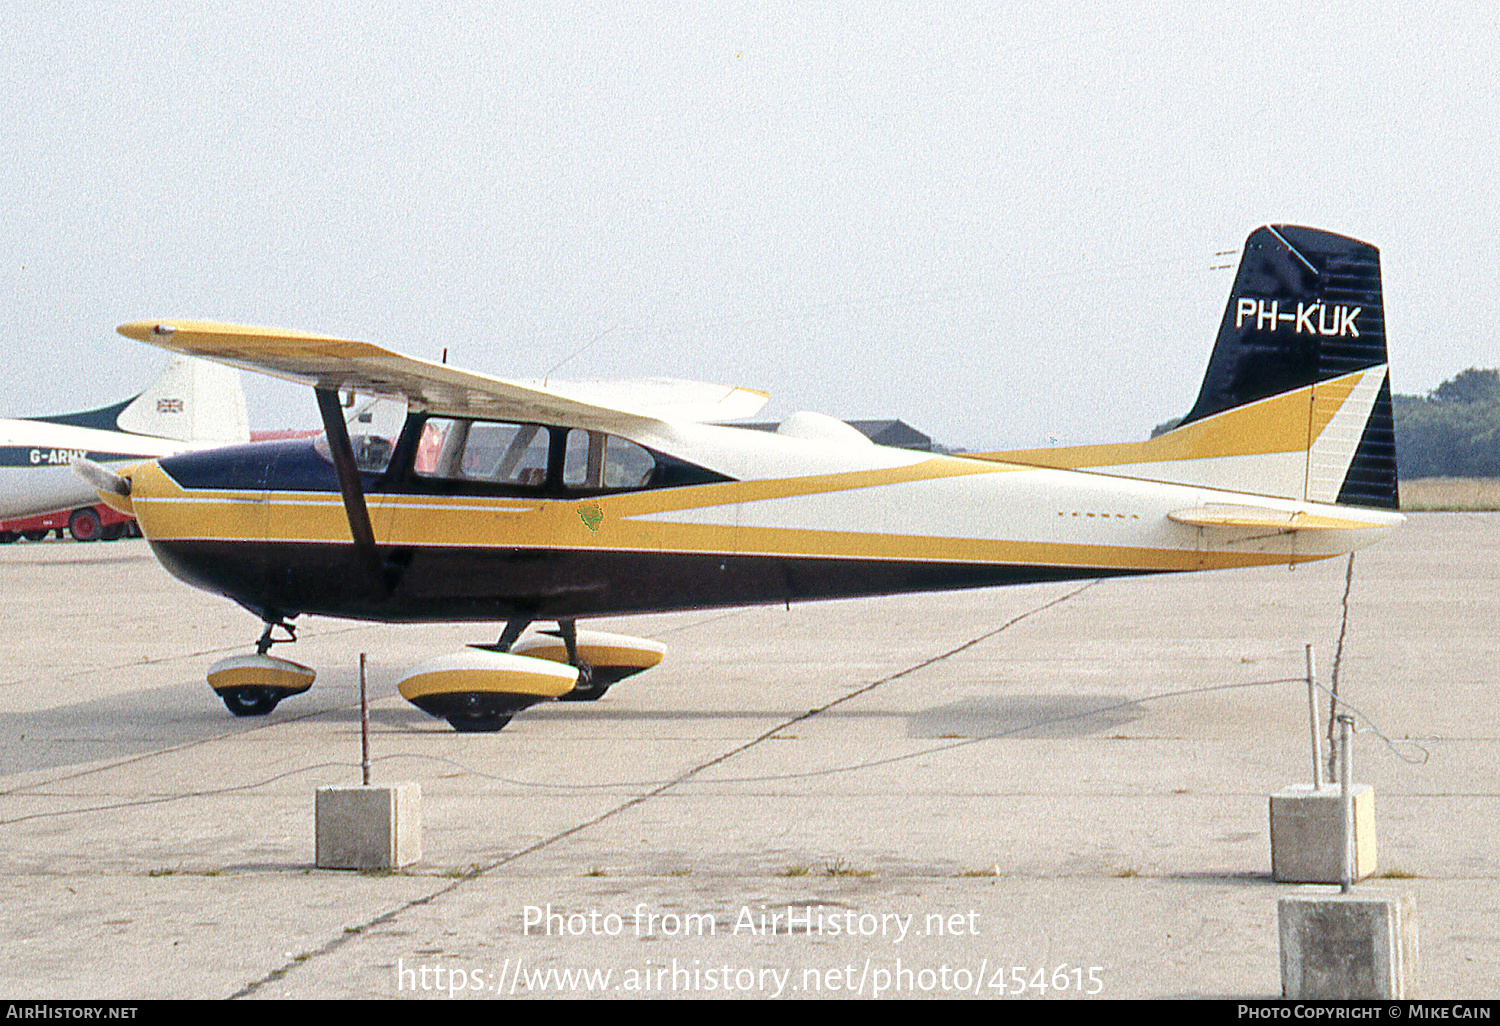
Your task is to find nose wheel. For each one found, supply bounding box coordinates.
[219,686,291,717]
[208,621,315,717]
[446,712,514,733]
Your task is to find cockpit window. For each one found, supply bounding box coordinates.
[401,415,728,494]
[313,432,398,474]
[562,430,657,490]
[414,417,551,487]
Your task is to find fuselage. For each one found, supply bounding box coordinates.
[121,412,1404,624]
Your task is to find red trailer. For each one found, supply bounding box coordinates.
[0,504,140,543]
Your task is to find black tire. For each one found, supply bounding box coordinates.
[100,523,124,541]
[220,687,283,717]
[557,663,642,701]
[446,713,512,732]
[68,508,102,542]
[556,679,611,702]
[0,532,16,544]
[21,530,46,542]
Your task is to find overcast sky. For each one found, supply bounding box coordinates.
[3,2,1495,448]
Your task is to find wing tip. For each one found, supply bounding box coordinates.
[117,320,162,342]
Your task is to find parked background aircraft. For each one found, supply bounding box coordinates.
[1,356,249,526]
[85,225,1401,731]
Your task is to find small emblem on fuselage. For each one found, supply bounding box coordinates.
[578,502,604,535]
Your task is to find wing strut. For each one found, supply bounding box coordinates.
[314,387,386,595]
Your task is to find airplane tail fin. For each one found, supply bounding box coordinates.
[114,356,250,444]
[974,225,1398,509]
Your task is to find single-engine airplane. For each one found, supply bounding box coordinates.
[82,225,1401,731]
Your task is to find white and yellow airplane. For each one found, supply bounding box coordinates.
[81,225,1401,730]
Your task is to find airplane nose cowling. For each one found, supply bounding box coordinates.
[123,459,170,538]
[130,445,278,612]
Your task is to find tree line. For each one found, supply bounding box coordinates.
[1391,368,1500,479]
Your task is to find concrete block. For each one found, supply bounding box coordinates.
[1279,891,1417,999]
[315,783,422,870]
[1269,784,1375,883]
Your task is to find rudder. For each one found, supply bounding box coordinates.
[1184,225,1397,509]
[968,225,1399,510]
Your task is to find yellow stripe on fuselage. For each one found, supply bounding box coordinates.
[971,370,1367,470]
[127,456,1342,574]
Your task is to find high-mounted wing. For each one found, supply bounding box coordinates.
[116,321,767,430]
[514,377,769,423]
[116,318,770,602]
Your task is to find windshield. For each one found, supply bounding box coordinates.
[312,395,408,474]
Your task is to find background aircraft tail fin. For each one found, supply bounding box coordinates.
[114,356,250,444]
[972,225,1398,510]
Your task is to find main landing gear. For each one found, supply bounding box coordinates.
[396,618,669,732]
[204,617,667,731]
[396,647,578,732]
[206,621,316,717]
[511,620,667,701]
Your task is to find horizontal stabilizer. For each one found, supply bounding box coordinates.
[1167,504,1386,533]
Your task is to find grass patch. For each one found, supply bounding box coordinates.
[777,864,811,878]
[1114,867,1141,878]
[958,865,1003,878]
[443,864,484,879]
[824,858,875,878]
[1380,867,1417,879]
[584,866,608,877]
[667,867,692,877]
[1400,477,1500,511]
